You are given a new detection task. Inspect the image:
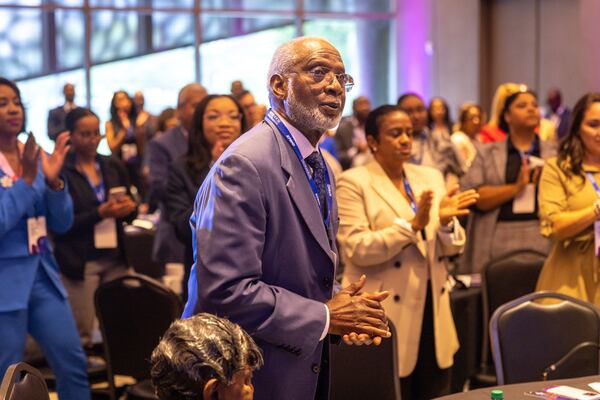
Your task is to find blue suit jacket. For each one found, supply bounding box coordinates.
[184,120,339,400]
[147,125,188,263]
[0,170,74,312]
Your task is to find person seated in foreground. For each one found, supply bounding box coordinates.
[150,313,263,400]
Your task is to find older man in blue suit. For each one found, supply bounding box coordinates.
[184,37,391,400]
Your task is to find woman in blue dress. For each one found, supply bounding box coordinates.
[0,77,90,399]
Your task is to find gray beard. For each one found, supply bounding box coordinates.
[284,86,342,134]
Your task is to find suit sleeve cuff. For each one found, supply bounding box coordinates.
[438,217,465,246]
[393,217,419,242]
[320,304,330,341]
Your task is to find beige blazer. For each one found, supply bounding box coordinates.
[337,161,463,377]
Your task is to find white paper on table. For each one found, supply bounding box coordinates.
[594,221,600,258]
[94,218,117,249]
[513,183,536,214]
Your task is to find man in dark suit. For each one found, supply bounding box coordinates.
[334,95,371,169]
[545,88,571,140]
[147,83,207,265]
[184,37,391,400]
[47,83,76,141]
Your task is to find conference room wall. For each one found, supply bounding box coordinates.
[484,0,600,112]
[408,0,600,118]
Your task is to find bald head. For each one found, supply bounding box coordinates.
[177,83,208,132]
[547,88,562,113]
[63,83,75,103]
[177,83,207,109]
[267,37,340,106]
[267,36,347,145]
[353,96,371,122]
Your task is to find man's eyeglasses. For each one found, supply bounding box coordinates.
[307,67,355,92]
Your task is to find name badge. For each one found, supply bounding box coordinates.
[121,143,138,162]
[94,218,118,249]
[27,216,49,254]
[513,183,536,214]
[595,221,600,257]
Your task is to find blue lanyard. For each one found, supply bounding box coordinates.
[586,172,600,199]
[266,110,332,228]
[402,174,417,214]
[81,161,105,203]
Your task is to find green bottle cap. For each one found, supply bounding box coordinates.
[491,389,504,400]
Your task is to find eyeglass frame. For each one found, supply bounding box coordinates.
[287,67,355,93]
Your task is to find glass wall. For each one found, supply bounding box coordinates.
[0,0,396,151]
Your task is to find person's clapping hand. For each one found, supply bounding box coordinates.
[136,111,149,128]
[326,275,391,345]
[438,184,479,226]
[118,110,131,130]
[21,133,39,185]
[211,140,226,162]
[341,286,391,347]
[411,190,433,232]
[515,157,541,195]
[41,131,70,187]
[98,196,136,219]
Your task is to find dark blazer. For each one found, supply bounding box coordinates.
[556,108,572,140]
[54,153,136,280]
[164,158,209,271]
[184,119,339,400]
[47,106,68,141]
[334,116,356,170]
[147,125,188,264]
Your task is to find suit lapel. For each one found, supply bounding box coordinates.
[492,140,508,184]
[269,120,335,263]
[367,161,412,218]
[367,162,427,256]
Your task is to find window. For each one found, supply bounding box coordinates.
[0,0,397,150]
[200,20,295,104]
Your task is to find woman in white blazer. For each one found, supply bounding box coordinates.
[337,105,478,400]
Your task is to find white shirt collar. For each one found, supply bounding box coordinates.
[273,110,319,159]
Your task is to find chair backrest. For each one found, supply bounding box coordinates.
[480,250,545,367]
[95,273,182,382]
[490,291,600,384]
[123,226,164,279]
[330,321,401,400]
[0,362,49,400]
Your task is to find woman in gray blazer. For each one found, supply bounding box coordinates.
[459,89,555,274]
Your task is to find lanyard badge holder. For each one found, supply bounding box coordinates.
[586,172,600,257]
[27,216,49,254]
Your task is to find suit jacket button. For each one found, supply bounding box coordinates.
[312,364,320,374]
[394,260,401,268]
[393,294,401,302]
[323,276,332,289]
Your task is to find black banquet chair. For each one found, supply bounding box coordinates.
[95,273,183,400]
[0,362,49,400]
[330,320,401,400]
[473,249,546,387]
[123,224,164,279]
[490,291,600,385]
